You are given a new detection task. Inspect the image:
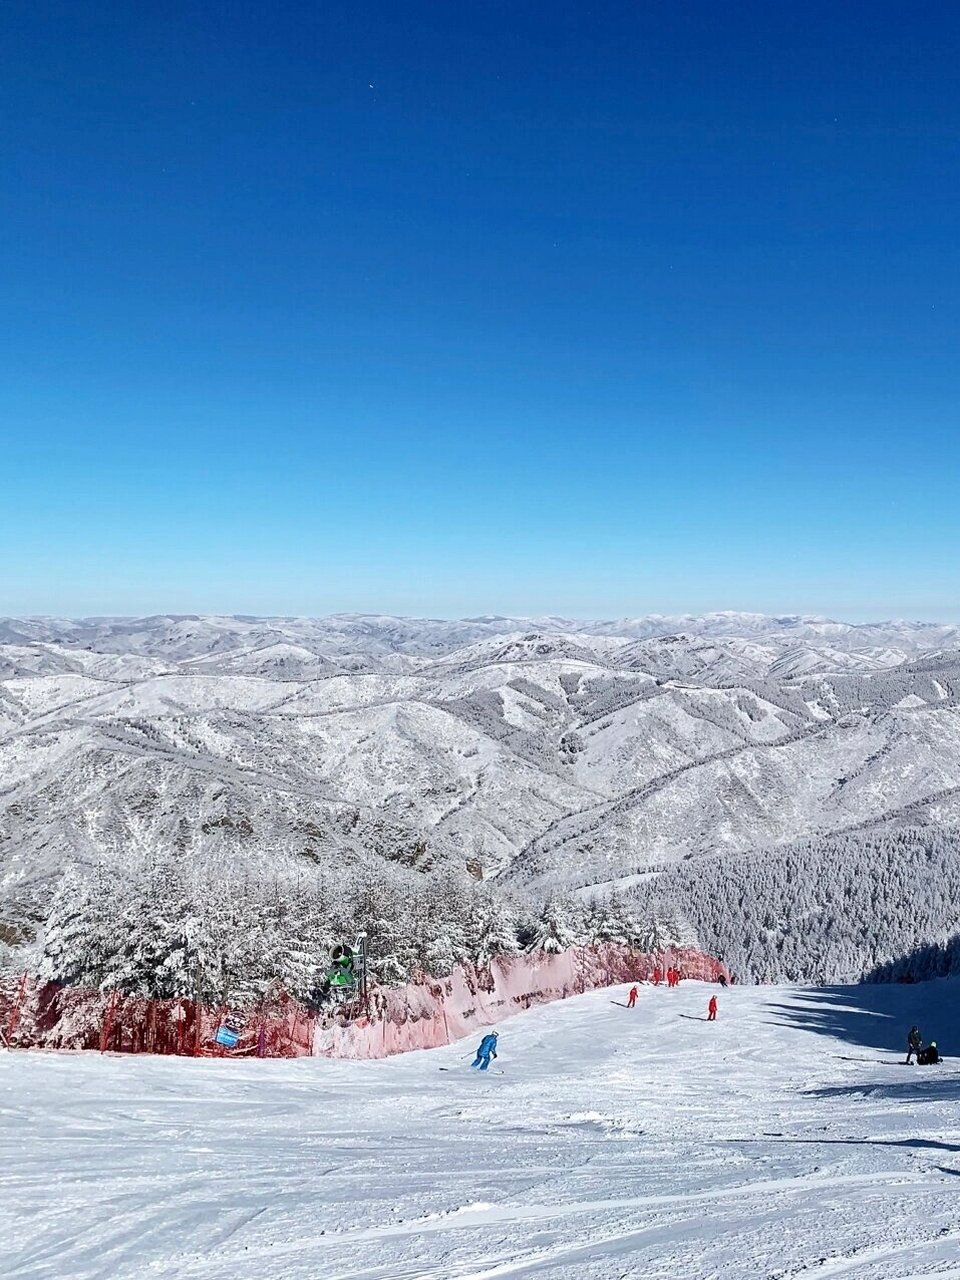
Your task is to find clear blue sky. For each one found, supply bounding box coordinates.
[2,2,959,619]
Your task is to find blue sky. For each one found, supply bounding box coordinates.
[2,1,959,619]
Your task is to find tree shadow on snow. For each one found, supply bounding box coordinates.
[764,1135,960,1154]
[765,977,960,1062]
[806,1077,960,1105]
[729,1136,960,1167]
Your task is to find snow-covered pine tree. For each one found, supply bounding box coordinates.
[463,889,519,968]
[528,895,583,955]
[632,912,687,954]
[418,872,469,976]
[38,865,117,988]
[423,927,463,978]
[104,858,187,997]
[352,874,419,984]
[585,893,636,946]
[268,877,334,1002]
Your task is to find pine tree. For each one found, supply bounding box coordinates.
[269,879,333,1001]
[529,895,583,955]
[464,890,519,967]
[586,894,636,946]
[38,865,116,988]
[105,859,186,997]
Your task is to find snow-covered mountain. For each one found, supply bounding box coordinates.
[4,610,960,658]
[2,612,960,942]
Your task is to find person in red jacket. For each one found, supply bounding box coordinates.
[708,995,718,1021]
[652,966,662,986]
[627,985,638,1008]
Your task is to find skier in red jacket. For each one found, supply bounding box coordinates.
[627,985,638,1008]
[652,966,662,986]
[708,995,718,1021]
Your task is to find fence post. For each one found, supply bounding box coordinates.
[4,973,29,1046]
[171,1000,187,1056]
[192,1001,203,1057]
[100,990,119,1054]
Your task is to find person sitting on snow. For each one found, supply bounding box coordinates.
[472,1030,499,1070]
[917,1041,940,1065]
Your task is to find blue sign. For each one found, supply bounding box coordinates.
[215,1025,240,1049]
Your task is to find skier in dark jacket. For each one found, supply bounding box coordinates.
[918,1041,940,1065]
[472,1031,498,1070]
[906,1025,922,1064]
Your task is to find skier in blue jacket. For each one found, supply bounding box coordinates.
[472,1031,498,1070]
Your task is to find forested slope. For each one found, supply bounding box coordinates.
[654,827,960,983]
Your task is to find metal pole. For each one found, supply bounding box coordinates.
[358,932,369,1010]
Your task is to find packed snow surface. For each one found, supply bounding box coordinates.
[4,980,960,1279]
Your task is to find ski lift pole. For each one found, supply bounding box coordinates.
[355,931,369,1011]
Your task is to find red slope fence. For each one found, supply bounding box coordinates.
[0,979,314,1057]
[0,944,729,1060]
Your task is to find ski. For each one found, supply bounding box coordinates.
[439,1067,504,1074]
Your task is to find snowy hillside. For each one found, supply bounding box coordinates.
[3,611,960,980]
[660,827,960,984]
[3,978,960,1279]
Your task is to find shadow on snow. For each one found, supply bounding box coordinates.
[730,1134,960,1155]
[764,976,960,1063]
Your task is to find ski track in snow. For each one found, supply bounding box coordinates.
[3,982,960,1280]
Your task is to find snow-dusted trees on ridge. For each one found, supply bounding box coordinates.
[38,858,325,1005]
[29,865,691,1004]
[650,826,960,984]
[523,892,676,954]
[29,857,684,1006]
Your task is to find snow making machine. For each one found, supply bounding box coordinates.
[325,931,369,1016]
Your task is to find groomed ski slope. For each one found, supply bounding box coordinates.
[3,980,960,1280]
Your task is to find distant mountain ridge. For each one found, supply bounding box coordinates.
[3,611,960,967]
[2,610,959,659]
